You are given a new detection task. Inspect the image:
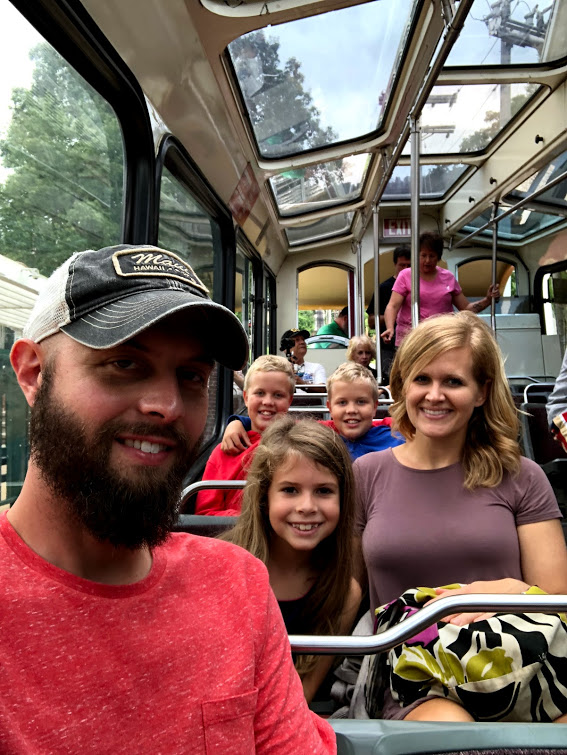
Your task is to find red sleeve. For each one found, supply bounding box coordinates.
[372,417,392,427]
[194,446,228,516]
[195,440,260,516]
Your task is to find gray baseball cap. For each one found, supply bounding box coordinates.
[23,244,248,370]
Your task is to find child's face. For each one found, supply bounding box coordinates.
[243,371,293,433]
[327,380,378,440]
[267,454,340,554]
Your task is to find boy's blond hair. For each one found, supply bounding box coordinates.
[327,361,379,402]
[243,354,295,395]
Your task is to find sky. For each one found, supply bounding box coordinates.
[236,0,549,149]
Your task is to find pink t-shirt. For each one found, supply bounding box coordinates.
[392,267,462,345]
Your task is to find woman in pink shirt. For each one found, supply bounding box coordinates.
[382,232,499,347]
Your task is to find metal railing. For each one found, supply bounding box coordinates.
[290,594,567,655]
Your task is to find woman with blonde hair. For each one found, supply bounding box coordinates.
[346,335,377,378]
[225,416,361,702]
[354,311,567,723]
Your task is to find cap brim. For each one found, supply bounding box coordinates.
[61,290,248,370]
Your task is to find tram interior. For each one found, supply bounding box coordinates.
[1,0,567,750]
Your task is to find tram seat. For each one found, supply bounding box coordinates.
[173,514,236,538]
[523,382,556,403]
[329,719,567,755]
[374,406,390,420]
[520,402,567,515]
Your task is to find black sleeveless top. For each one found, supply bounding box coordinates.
[278,585,316,635]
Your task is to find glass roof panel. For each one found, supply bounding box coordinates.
[270,154,370,216]
[228,1,417,158]
[508,149,567,209]
[285,212,353,246]
[445,0,566,67]
[462,205,565,241]
[383,163,469,201]
[402,83,540,155]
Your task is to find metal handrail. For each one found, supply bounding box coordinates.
[290,593,567,655]
[288,406,330,414]
[179,479,246,509]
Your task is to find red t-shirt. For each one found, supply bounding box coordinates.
[0,515,335,754]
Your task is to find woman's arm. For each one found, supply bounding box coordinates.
[382,291,405,343]
[429,519,567,625]
[517,519,567,594]
[453,284,500,314]
[300,578,362,703]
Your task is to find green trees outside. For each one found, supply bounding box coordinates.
[0,43,123,276]
[229,31,338,158]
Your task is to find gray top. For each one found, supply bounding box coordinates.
[547,349,567,426]
[354,449,561,611]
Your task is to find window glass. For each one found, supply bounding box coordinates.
[158,166,224,448]
[286,212,353,247]
[158,167,219,294]
[0,1,124,505]
[228,0,417,158]
[508,149,567,210]
[383,163,469,200]
[463,205,565,241]
[445,0,566,67]
[235,247,255,360]
[270,154,370,216]
[403,83,541,155]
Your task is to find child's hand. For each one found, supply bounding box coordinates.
[425,578,530,626]
[221,420,251,455]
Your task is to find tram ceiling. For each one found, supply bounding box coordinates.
[83,0,567,257]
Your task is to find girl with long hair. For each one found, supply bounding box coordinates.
[355,310,567,723]
[226,415,361,702]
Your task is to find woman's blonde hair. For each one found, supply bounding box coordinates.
[243,354,295,395]
[346,335,377,363]
[390,311,520,489]
[224,416,356,677]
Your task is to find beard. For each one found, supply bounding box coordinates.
[29,366,201,550]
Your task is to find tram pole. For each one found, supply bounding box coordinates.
[490,200,499,332]
[355,240,364,335]
[372,204,382,384]
[410,115,421,329]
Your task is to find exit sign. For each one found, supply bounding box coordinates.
[384,218,411,237]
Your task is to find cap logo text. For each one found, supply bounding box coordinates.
[112,248,209,294]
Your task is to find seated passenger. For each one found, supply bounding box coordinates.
[324,362,404,460]
[346,335,377,378]
[547,348,567,451]
[5,244,335,752]
[224,416,361,703]
[280,328,326,385]
[220,362,403,461]
[355,310,567,723]
[195,355,294,516]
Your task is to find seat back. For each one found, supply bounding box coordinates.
[524,382,556,404]
[520,403,567,465]
[173,514,236,538]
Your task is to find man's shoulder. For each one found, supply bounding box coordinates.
[161,532,267,577]
[380,276,396,291]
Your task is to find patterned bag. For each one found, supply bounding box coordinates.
[367,585,567,722]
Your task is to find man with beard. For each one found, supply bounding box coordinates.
[3,244,336,754]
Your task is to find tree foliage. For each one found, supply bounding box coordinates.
[230,31,338,157]
[459,86,538,152]
[0,43,123,276]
